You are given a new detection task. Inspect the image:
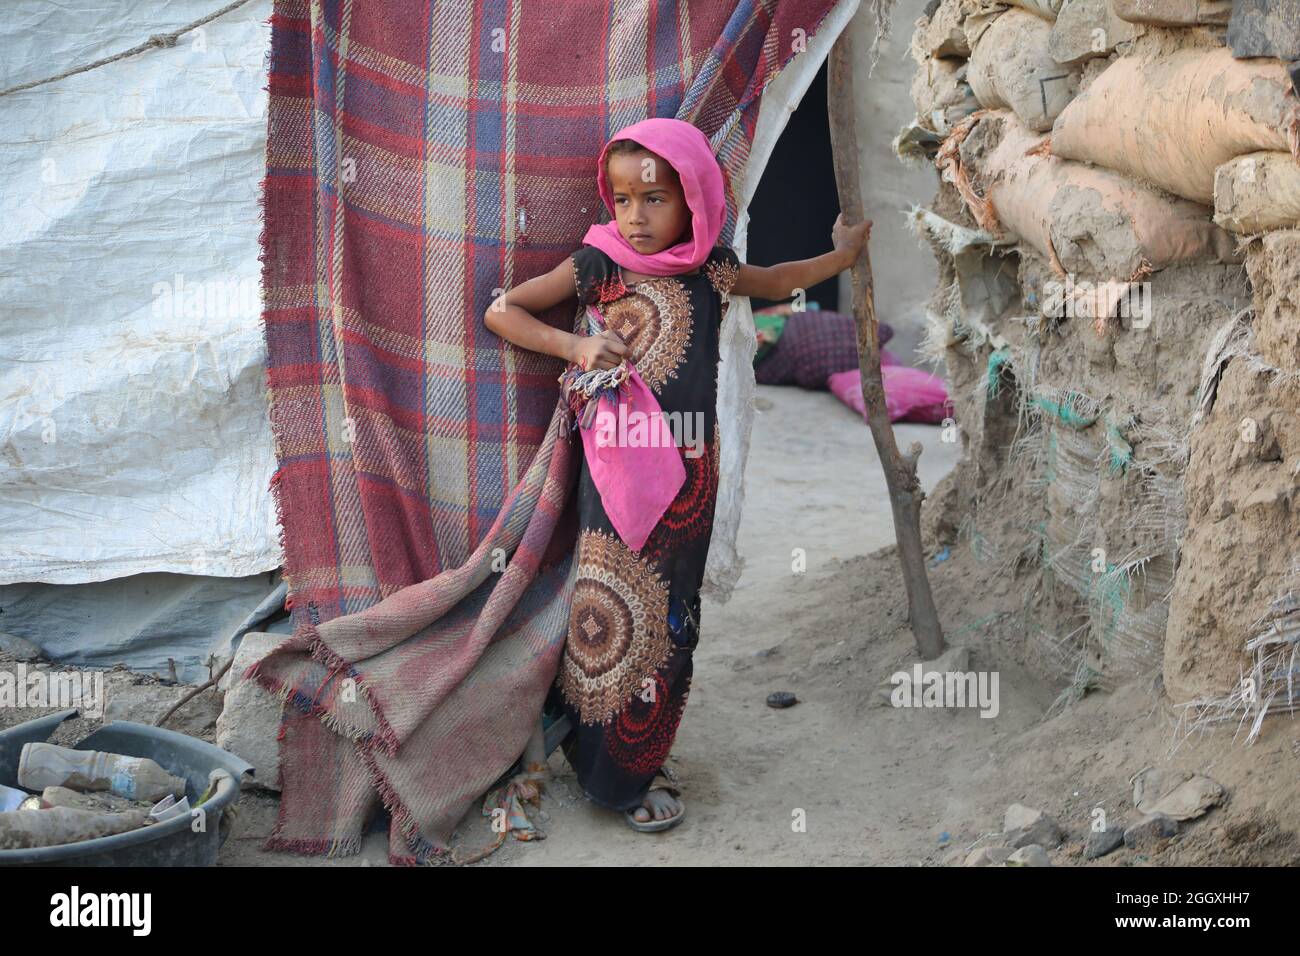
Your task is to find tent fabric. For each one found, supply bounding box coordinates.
[0,0,280,585]
[0,572,287,684]
[253,0,858,862]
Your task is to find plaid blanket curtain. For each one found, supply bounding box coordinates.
[254,0,845,863]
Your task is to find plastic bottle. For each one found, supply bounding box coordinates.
[17,743,186,802]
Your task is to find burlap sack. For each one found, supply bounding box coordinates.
[968,8,1080,131]
[1214,151,1300,234]
[956,110,1238,279]
[1051,47,1298,204]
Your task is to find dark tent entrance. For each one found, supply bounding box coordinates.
[746,60,841,313]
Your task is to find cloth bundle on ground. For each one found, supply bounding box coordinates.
[1051,47,1300,205]
[947,110,1238,280]
[754,311,893,388]
[826,354,952,425]
[252,0,848,864]
[753,303,823,362]
[967,8,1079,131]
[1214,152,1300,234]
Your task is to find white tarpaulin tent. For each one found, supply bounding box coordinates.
[0,0,279,586]
[0,0,282,681]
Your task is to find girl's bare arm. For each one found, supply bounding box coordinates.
[483,259,583,362]
[731,214,871,301]
[484,257,629,371]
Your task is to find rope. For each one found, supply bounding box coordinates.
[0,0,255,98]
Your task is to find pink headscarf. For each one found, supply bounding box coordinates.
[580,117,725,277]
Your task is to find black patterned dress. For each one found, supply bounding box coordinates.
[546,243,741,812]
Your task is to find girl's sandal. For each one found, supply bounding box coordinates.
[625,767,685,833]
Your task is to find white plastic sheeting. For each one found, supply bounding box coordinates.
[0,0,280,585]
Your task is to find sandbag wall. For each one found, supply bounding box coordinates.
[904,0,1300,705]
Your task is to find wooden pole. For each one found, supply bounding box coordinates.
[827,28,946,660]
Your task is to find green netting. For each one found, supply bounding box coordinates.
[985,347,1012,401]
[1105,416,1134,476]
[1030,392,1100,429]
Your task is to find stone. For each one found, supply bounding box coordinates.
[1049,0,1144,66]
[919,0,972,58]
[964,845,1014,866]
[215,632,286,791]
[1005,844,1051,866]
[1085,826,1125,859]
[1004,803,1041,831]
[1003,803,1065,848]
[1123,813,1178,851]
[1132,768,1224,821]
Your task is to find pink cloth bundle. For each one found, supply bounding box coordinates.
[579,365,685,551]
[563,305,685,552]
[827,360,952,425]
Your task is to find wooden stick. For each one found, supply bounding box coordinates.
[827,29,946,660]
[155,657,231,728]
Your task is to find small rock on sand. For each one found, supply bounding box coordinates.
[1085,826,1125,860]
[1003,803,1064,849]
[1132,768,1224,821]
[1005,844,1051,867]
[964,845,1013,866]
[1123,813,1178,851]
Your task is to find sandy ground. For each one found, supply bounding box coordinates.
[7,384,1299,866]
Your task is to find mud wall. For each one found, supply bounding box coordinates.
[902,0,1300,709]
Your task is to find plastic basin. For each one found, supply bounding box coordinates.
[0,709,252,866]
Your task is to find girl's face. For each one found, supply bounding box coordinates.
[605,147,692,256]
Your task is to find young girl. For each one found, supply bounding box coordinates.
[485,117,870,833]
